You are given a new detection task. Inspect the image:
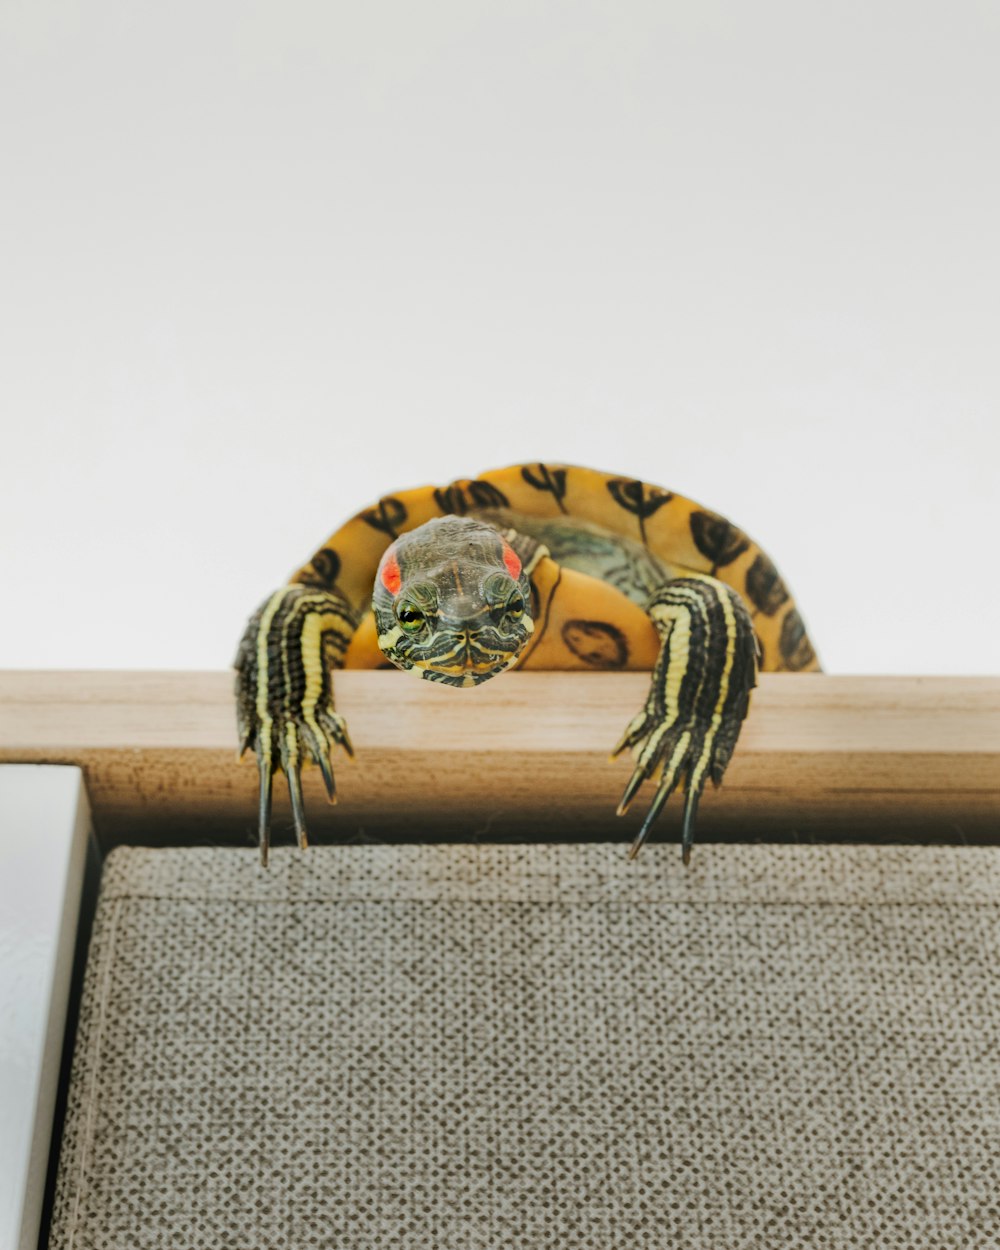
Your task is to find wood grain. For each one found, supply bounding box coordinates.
[0,671,997,849]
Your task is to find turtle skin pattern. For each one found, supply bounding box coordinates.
[234,584,357,865]
[235,462,819,863]
[611,576,758,862]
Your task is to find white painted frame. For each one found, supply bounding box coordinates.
[0,766,93,1250]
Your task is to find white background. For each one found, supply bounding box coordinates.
[2,0,997,674]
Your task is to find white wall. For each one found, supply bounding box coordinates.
[2,0,997,674]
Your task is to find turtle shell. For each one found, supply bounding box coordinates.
[291,462,819,675]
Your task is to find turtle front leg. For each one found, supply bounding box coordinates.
[234,584,358,865]
[613,575,758,863]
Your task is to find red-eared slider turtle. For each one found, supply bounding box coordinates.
[235,462,819,864]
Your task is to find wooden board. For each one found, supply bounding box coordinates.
[0,671,997,849]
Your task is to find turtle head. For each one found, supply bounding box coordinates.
[372,517,534,687]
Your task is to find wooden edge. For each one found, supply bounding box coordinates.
[0,671,998,848]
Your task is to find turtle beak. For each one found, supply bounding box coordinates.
[461,631,496,673]
[441,640,502,677]
[426,628,509,678]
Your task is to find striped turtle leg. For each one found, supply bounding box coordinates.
[613,575,758,863]
[234,585,359,865]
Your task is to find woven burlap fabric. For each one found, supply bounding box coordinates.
[50,843,1000,1248]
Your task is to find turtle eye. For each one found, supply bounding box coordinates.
[396,602,425,632]
[506,593,525,621]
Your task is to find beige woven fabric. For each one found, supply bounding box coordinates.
[51,843,1000,1248]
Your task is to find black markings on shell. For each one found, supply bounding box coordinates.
[434,486,461,514]
[606,479,673,544]
[434,480,510,515]
[690,510,750,571]
[470,479,510,509]
[561,619,629,669]
[780,608,815,670]
[361,496,408,538]
[521,463,569,512]
[299,547,341,588]
[745,553,790,616]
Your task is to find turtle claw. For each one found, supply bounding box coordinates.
[315,748,337,804]
[681,787,701,866]
[245,712,352,862]
[626,774,680,859]
[335,716,355,759]
[234,584,358,865]
[257,758,273,868]
[610,712,646,762]
[287,763,309,850]
[616,577,758,863]
[615,765,647,818]
[615,712,720,864]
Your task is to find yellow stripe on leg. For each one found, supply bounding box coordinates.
[254,588,293,770]
[646,602,691,722]
[661,729,691,792]
[683,575,740,797]
[300,609,352,760]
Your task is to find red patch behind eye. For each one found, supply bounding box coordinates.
[380,548,402,594]
[502,541,522,580]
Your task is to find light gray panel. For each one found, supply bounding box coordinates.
[52,842,1000,1248]
[0,766,91,1250]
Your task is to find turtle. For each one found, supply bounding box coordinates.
[234,462,819,865]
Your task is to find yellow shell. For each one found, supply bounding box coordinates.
[293,462,819,675]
